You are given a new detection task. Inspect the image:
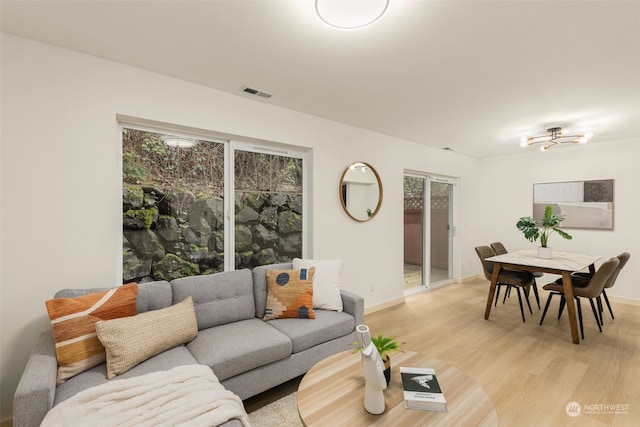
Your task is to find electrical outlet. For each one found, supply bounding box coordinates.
[370,282,375,291]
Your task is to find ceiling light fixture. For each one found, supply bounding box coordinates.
[315,0,389,30]
[520,126,593,152]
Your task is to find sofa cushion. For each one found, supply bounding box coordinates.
[187,318,292,382]
[251,263,292,318]
[264,268,316,320]
[267,309,355,353]
[53,345,198,406]
[96,297,198,379]
[45,283,138,384]
[293,258,344,311]
[171,270,255,329]
[134,281,174,313]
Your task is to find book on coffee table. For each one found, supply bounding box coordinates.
[400,366,447,412]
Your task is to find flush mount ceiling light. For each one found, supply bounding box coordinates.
[315,0,389,29]
[520,125,593,152]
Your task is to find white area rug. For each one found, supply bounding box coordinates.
[247,392,303,427]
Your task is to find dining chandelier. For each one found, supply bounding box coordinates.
[520,126,593,152]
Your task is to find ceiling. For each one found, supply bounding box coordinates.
[2,0,639,158]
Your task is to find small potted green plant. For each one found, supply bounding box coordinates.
[353,333,401,384]
[516,205,572,258]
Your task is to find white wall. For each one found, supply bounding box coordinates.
[470,139,640,300]
[0,35,477,420]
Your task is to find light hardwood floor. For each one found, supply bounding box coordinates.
[246,278,640,426]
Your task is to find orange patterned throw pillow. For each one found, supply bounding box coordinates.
[45,283,138,384]
[263,268,316,320]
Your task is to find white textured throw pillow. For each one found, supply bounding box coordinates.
[292,258,343,312]
[95,296,197,379]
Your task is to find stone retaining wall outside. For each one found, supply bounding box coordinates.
[123,184,302,283]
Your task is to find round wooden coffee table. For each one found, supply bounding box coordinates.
[297,350,497,426]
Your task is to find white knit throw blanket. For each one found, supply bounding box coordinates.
[41,365,251,427]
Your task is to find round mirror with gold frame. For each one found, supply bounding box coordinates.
[339,162,383,222]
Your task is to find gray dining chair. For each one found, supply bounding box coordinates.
[490,242,542,309]
[475,245,535,322]
[487,242,512,305]
[569,252,630,321]
[539,257,620,339]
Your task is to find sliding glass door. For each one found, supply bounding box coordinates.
[429,180,453,285]
[404,174,454,293]
[403,175,425,290]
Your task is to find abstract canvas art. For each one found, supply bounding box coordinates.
[533,179,614,230]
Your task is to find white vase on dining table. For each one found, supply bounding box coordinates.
[537,247,553,259]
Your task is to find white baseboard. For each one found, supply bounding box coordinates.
[364,297,406,315]
[364,276,483,315]
[608,295,640,307]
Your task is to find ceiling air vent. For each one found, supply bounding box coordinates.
[241,86,272,99]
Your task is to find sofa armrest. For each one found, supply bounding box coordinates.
[340,289,364,327]
[14,331,57,427]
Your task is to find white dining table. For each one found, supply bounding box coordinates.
[484,249,601,344]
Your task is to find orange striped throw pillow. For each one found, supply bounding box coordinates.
[45,283,138,384]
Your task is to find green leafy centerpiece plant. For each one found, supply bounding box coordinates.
[516,205,572,258]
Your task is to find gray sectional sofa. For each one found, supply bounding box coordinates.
[13,262,364,427]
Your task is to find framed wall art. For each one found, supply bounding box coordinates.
[532,179,614,230]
